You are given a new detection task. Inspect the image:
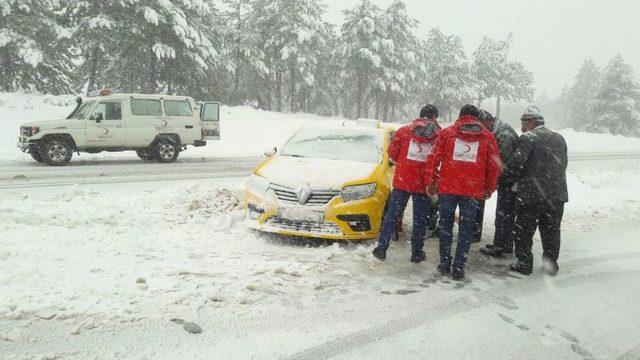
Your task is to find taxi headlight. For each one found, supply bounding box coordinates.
[341,183,376,202]
[247,173,270,194]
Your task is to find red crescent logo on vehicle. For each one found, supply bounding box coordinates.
[103,128,110,135]
[463,144,471,153]
[416,143,423,152]
[161,119,168,128]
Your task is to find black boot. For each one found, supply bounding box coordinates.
[484,243,513,254]
[372,246,387,261]
[410,250,426,263]
[451,266,465,280]
[509,261,532,275]
[437,260,451,275]
[479,246,505,257]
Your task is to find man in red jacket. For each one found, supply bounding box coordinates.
[373,105,440,263]
[425,104,501,280]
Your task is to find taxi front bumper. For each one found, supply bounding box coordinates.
[243,188,385,240]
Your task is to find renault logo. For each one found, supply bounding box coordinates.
[295,183,311,205]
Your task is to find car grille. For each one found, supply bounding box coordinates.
[270,183,340,206]
[266,217,343,235]
[20,127,32,136]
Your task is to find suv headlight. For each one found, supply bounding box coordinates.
[20,126,39,137]
[341,183,376,202]
[247,173,270,194]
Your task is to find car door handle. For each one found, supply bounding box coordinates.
[185,125,194,129]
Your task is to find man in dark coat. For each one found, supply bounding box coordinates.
[476,111,519,255]
[501,106,568,275]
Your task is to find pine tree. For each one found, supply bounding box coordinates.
[219,0,265,105]
[337,0,384,119]
[252,0,332,112]
[471,36,534,117]
[376,0,419,121]
[563,59,600,130]
[91,0,221,96]
[585,54,640,136]
[420,28,471,120]
[0,0,75,94]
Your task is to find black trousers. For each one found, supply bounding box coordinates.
[472,200,485,242]
[513,202,565,267]
[493,185,517,251]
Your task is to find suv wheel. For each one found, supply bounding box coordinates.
[40,138,72,166]
[154,138,180,163]
[136,149,156,161]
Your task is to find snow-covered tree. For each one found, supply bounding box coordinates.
[375,0,419,121]
[584,54,640,136]
[337,0,384,119]
[84,0,221,96]
[218,0,265,105]
[471,36,534,117]
[561,59,600,130]
[251,0,333,112]
[420,28,471,120]
[62,0,124,95]
[0,0,75,94]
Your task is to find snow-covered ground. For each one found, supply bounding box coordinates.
[1,93,640,359]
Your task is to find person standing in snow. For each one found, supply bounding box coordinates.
[502,106,568,275]
[372,105,441,263]
[425,104,501,280]
[476,110,520,256]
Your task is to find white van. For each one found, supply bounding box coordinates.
[17,93,220,165]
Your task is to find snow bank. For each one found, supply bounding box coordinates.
[2,92,639,164]
[558,128,640,153]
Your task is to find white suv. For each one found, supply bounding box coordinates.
[17,93,221,165]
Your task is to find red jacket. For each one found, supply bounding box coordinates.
[388,118,440,193]
[424,115,501,200]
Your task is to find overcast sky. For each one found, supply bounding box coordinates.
[323,0,640,98]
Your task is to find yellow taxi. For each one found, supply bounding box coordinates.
[243,120,396,240]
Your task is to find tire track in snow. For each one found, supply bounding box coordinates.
[289,251,640,360]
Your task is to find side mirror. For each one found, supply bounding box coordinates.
[264,146,277,157]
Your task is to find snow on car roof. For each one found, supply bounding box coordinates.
[300,119,391,134]
[86,93,195,102]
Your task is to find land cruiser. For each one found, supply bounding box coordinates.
[17,92,221,165]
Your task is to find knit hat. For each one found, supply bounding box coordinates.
[478,109,495,122]
[521,106,544,122]
[459,104,480,118]
[419,104,439,119]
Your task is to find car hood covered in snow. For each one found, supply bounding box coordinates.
[257,155,379,190]
[21,118,77,129]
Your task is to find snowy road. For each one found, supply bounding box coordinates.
[0,156,261,190]
[0,152,638,191]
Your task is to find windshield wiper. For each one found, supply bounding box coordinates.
[282,154,306,158]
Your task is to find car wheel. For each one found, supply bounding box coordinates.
[30,150,44,163]
[40,138,72,166]
[136,149,156,161]
[154,138,180,163]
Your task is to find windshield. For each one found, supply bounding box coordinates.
[70,100,97,119]
[280,126,383,163]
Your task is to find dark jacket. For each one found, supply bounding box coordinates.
[502,126,568,206]
[493,118,518,163]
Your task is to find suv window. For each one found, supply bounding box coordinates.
[131,99,162,116]
[164,100,193,116]
[93,101,122,120]
[71,100,96,119]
